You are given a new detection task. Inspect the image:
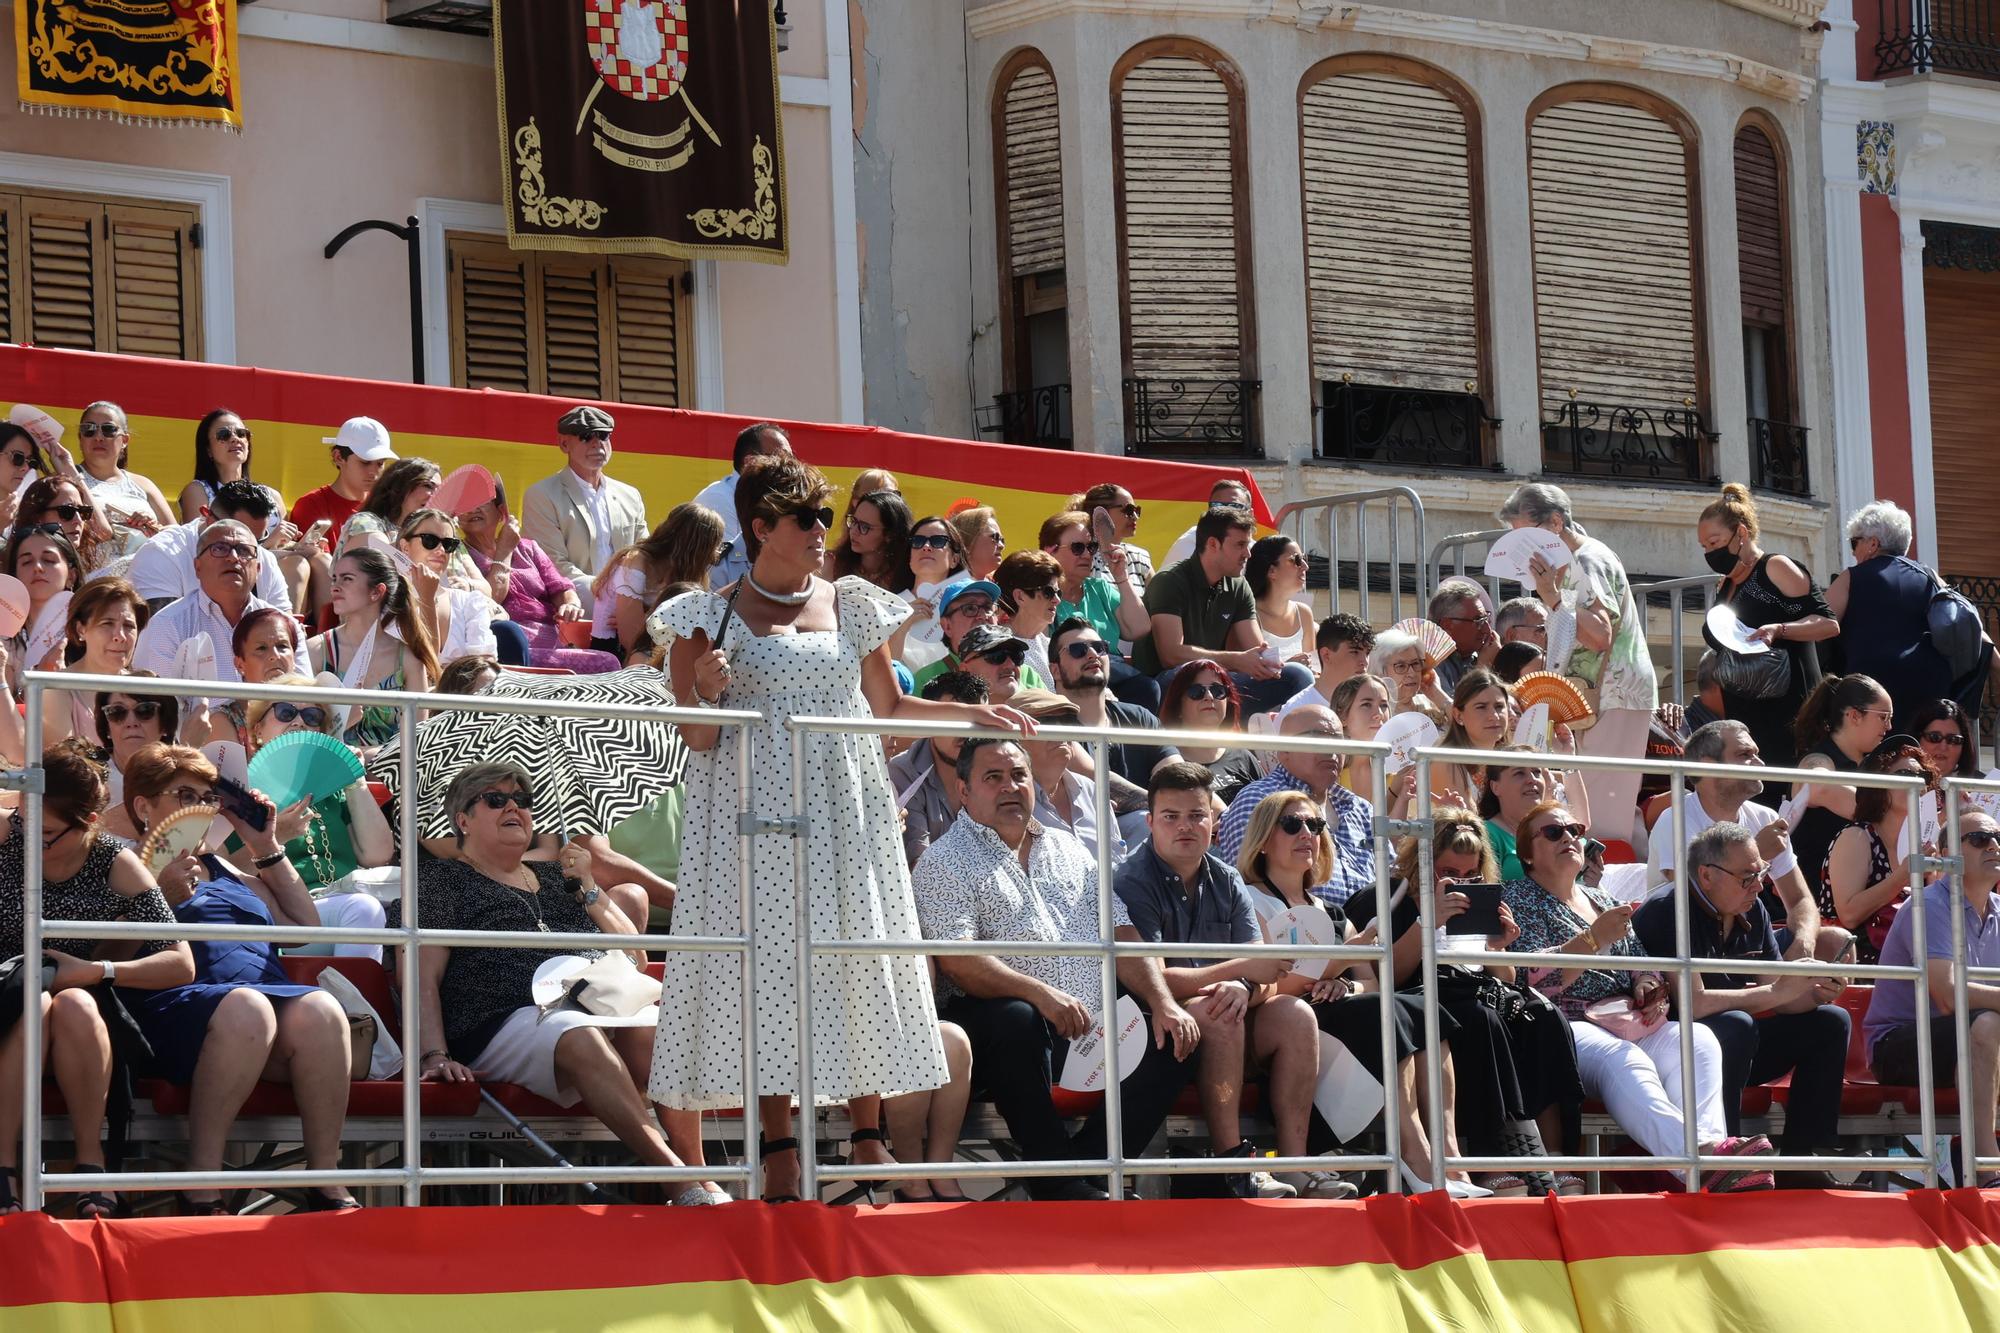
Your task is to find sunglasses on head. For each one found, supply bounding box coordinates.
[1964,829,2000,849]
[1923,730,1966,747]
[1064,540,1101,558]
[910,533,953,550]
[1534,821,1588,844]
[410,532,463,553]
[47,504,93,523]
[22,522,66,538]
[77,422,124,439]
[1277,814,1327,836]
[1063,639,1110,660]
[1182,682,1230,701]
[469,789,534,811]
[102,701,161,723]
[271,702,329,729]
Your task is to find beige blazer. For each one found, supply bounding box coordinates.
[520,467,649,583]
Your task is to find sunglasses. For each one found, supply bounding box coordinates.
[77,422,124,439]
[102,701,162,724]
[1283,552,1308,567]
[47,504,93,523]
[1964,829,2000,849]
[270,702,329,730]
[1119,503,1142,520]
[782,506,834,531]
[1016,585,1059,601]
[1063,541,1101,558]
[22,523,67,538]
[1,451,31,469]
[1848,536,1865,552]
[1183,682,1231,701]
[582,430,613,443]
[1923,730,1966,747]
[409,532,463,553]
[1277,814,1328,836]
[469,789,534,811]
[1063,639,1110,660]
[1534,821,1588,844]
[200,541,258,562]
[212,426,252,442]
[910,533,953,550]
[976,648,1026,667]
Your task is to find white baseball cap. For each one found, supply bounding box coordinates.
[323,416,396,461]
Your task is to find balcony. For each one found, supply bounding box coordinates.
[1541,399,1718,484]
[1123,378,1262,458]
[1875,2,2000,79]
[975,384,1072,449]
[1315,379,1497,471]
[1749,418,1811,497]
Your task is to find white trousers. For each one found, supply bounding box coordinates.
[1568,1016,1728,1157]
[1577,707,1652,844]
[305,891,387,962]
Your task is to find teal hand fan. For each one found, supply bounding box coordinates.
[247,730,365,809]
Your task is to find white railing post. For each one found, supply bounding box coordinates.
[398,699,422,1207]
[20,675,46,1211]
[1093,736,1124,1201]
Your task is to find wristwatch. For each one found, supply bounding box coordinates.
[252,848,290,870]
[578,888,602,908]
[100,959,118,984]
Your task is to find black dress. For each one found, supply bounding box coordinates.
[1707,554,1830,774]
[1791,744,1862,896]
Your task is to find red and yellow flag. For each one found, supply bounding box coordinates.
[1,346,1270,568]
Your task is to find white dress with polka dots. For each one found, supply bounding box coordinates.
[648,575,947,1108]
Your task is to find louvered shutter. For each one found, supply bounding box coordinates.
[1925,263,2000,578]
[1002,63,1064,279]
[1734,125,1785,328]
[608,259,683,406]
[1529,101,1699,414]
[22,194,102,352]
[1301,71,1477,390]
[539,261,606,400]
[1118,56,1243,380]
[106,203,200,360]
[450,235,536,393]
[0,194,14,346]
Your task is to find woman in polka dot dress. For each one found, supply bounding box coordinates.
[648,455,1032,1202]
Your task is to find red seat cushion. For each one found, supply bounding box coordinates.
[146,1079,480,1118]
[280,956,402,1042]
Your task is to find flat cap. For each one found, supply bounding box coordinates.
[556,404,615,435]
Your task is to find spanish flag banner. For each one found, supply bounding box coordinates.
[1,346,1270,566]
[14,0,242,131]
[3,1192,1999,1331]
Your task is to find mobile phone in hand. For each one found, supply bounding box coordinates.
[211,775,270,834]
[1444,882,1505,936]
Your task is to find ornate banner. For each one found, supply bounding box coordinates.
[15,0,241,130]
[494,0,787,264]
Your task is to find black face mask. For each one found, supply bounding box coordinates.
[1703,545,1740,576]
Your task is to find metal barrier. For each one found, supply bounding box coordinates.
[1628,574,1723,710]
[1272,487,1425,626]
[13,670,2000,1203]
[1426,527,1514,610]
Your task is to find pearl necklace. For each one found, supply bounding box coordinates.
[747,569,813,606]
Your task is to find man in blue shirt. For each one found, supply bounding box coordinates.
[1865,809,2000,1186]
[1634,821,1849,1188]
[1216,705,1374,905]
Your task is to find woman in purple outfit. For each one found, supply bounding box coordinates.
[455,479,620,673]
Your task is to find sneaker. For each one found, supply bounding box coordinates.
[1280,1170,1359,1200]
[1249,1170,1298,1199]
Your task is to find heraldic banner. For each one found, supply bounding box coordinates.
[15,0,241,129]
[495,0,787,263]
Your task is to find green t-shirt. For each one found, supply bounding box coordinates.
[1485,818,1523,883]
[610,786,684,932]
[1131,557,1255,676]
[1055,577,1125,661]
[227,790,360,890]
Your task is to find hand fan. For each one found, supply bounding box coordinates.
[200,741,250,845]
[0,574,28,637]
[1057,996,1149,1093]
[170,632,218,683]
[314,670,354,738]
[139,803,218,875]
[1513,672,1595,727]
[1704,602,1769,656]
[1390,617,1455,669]
[1513,701,1553,752]
[432,465,498,518]
[1482,527,1571,583]
[1376,710,1439,777]
[247,729,365,809]
[22,591,70,672]
[7,404,63,449]
[364,530,418,578]
[1090,507,1120,554]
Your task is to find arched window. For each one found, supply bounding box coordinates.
[1734,116,1805,495]
[1529,88,1710,481]
[1299,57,1486,468]
[1113,41,1257,455]
[989,50,1071,448]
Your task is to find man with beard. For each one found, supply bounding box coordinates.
[521,405,648,611]
[1049,617,1178,842]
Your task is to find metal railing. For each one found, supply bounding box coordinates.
[1273,486,1426,626]
[1748,418,1811,497]
[1123,378,1262,458]
[1542,400,1717,484]
[976,384,1072,449]
[1315,379,1498,471]
[1875,0,2000,79]
[15,674,2000,1203]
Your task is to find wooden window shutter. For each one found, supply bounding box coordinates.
[1118,55,1244,381]
[0,194,14,347]
[450,234,537,394]
[608,258,685,406]
[1733,125,1786,328]
[1529,100,1699,415]
[106,202,201,360]
[1301,70,1478,391]
[22,193,102,352]
[1925,263,2000,577]
[538,260,607,401]
[1002,63,1064,279]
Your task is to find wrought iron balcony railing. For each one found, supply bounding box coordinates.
[1123,378,1261,458]
[975,383,1072,449]
[1315,379,1497,470]
[1748,418,1811,497]
[1875,1,2000,79]
[1541,399,1717,484]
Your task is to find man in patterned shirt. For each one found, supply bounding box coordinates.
[912,738,1200,1201]
[1216,705,1376,906]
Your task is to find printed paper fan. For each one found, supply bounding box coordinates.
[1513,672,1595,727]
[247,730,364,809]
[1376,710,1440,777]
[139,804,217,875]
[170,632,217,683]
[433,465,498,518]
[0,574,27,637]
[1391,617,1455,668]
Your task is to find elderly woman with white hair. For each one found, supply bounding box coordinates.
[1498,482,1658,846]
[1826,500,1986,732]
[1368,626,1449,721]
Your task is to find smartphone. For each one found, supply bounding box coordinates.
[1444,882,1505,936]
[211,774,270,834]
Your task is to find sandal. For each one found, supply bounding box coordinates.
[1475,1172,1530,1198]
[175,1192,230,1218]
[758,1135,802,1204]
[891,1187,939,1204]
[845,1127,895,1203]
[1554,1174,1588,1197]
[72,1164,117,1220]
[301,1189,362,1213]
[0,1166,20,1215]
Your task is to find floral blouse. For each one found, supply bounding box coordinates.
[1500,875,1659,1018]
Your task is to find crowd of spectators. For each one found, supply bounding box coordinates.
[2,397,1998,1214]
